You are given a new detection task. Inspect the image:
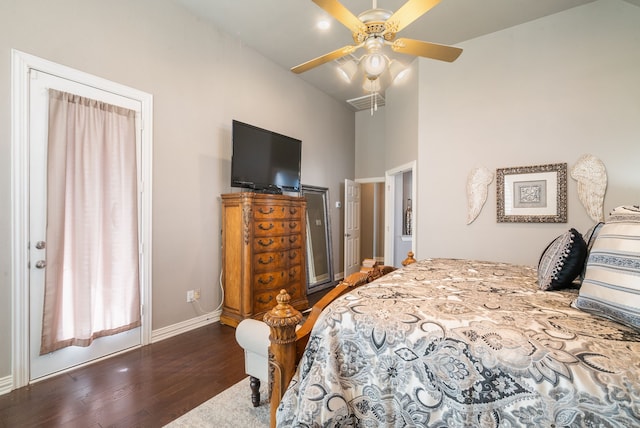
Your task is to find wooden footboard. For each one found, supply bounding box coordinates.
[263,257,412,427]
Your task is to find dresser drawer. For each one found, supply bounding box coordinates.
[287,248,302,266]
[288,264,303,284]
[253,251,286,272]
[253,236,288,252]
[253,270,289,290]
[253,221,286,236]
[286,205,303,219]
[287,234,302,249]
[253,204,286,220]
[253,285,303,314]
[286,220,301,234]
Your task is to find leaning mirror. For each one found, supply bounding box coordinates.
[302,185,334,293]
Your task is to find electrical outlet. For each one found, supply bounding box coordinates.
[193,289,201,301]
[187,290,194,303]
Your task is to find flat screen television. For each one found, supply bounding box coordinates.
[231,120,302,193]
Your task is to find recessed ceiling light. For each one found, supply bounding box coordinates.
[317,19,330,30]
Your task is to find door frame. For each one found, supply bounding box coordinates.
[384,161,416,266]
[10,50,154,388]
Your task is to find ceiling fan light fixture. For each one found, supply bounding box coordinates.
[292,0,462,109]
[363,52,387,79]
[337,59,358,83]
[389,60,409,83]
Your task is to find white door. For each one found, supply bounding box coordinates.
[344,179,361,276]
[28,70,142,380]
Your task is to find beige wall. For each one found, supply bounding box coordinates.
[385,60,420,170]
[415,0,640,265]
[355,108,386,179]
[0,0,355,380]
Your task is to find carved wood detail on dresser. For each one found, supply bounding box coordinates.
[220,192,308,327]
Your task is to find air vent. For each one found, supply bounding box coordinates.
[347,93,386,111]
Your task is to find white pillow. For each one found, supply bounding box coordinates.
[573,210,640,330]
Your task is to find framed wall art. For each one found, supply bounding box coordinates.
[496,163,567,223]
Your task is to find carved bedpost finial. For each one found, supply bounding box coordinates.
[402,251,416,266]
[263,290,303,344]
[263,290,303,427]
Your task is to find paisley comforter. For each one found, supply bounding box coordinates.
[276,258,640,427]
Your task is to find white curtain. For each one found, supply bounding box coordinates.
[40,89,140,355]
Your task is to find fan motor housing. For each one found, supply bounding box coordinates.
[353,8,396,43]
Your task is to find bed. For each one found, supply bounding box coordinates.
[266,207,640,427]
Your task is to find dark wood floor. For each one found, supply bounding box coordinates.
[0,322,247,428]
[0,289,330,428]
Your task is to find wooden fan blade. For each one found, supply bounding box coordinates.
[386,0,441,33]
[392,38,462,62]
[312,0,365,34]
[291,45,360,74]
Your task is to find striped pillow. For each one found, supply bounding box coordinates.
[573,211,640,330]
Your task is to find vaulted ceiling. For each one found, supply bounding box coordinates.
[175,0,640,110]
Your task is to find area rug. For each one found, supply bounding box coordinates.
[164,377,269,427]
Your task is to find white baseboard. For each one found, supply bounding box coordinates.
[151,310,221,343]
[0,375,13,396]
[334,272,344,281]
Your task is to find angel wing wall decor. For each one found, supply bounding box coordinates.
[466,166,494,225]
[570,154,607,223]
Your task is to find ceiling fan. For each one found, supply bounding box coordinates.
[291,0,463,78]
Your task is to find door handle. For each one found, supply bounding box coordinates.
[35,260,46,269]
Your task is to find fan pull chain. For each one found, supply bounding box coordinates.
[370,91,378,116]
[371,92,373,116]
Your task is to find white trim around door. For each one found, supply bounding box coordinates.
[384,161,417,267]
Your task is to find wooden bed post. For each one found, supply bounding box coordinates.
[263,289,303,428]
[402,251,416,266]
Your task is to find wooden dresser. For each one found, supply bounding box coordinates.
[220,192,309,327]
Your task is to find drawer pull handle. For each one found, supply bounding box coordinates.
[258,223,274,231]
[258,238,274,247]
[289,251,297,259]
[289,222,297,229]
[289,236,298,244]
[258,275,274,285]
[258,256,274,265]
[258,207,274,215]
[257,295,274,304]
[289,208,298,215]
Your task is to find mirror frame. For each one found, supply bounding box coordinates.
[302,185,334,293]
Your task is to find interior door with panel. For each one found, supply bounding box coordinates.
[344,179,361,277]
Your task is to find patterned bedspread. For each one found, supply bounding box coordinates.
[276,259,640,427]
